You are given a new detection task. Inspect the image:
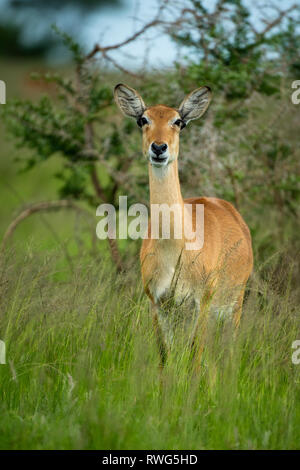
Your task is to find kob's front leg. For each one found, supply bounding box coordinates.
[151,303,168,368]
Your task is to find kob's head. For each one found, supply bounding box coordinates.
[114,83,212,168]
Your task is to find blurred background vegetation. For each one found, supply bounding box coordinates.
[1,0,299,274]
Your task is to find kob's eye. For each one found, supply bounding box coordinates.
[137,116,148,128]
[174,119,186,129]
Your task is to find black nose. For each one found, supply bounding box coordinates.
[151,142,168,156]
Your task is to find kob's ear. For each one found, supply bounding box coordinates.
[178,86,212,123]
[114,83,146,119]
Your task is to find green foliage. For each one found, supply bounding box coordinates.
[173,0,299,98]
[1,28,150,216]
[0,248,299,449]
[1,30,116,206]
[5,96,85,160]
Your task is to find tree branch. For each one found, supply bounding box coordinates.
[1,200,92,252]
[84,120,124,272]
[256,4,297,39]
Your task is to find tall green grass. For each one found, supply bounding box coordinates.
[0,246,299,450]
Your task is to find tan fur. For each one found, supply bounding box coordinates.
[114,84,253,366]
[140,106,253,309]
[142,106,181,160]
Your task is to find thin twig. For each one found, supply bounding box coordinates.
[1,200,92,252]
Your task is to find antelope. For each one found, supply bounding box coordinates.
[114,83,253,367]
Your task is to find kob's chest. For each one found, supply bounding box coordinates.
[141,241,198,305]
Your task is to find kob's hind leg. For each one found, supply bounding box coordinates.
[233,287,246,329]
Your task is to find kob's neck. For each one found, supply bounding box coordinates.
[148,160,184,242]
[149,160,183,207]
